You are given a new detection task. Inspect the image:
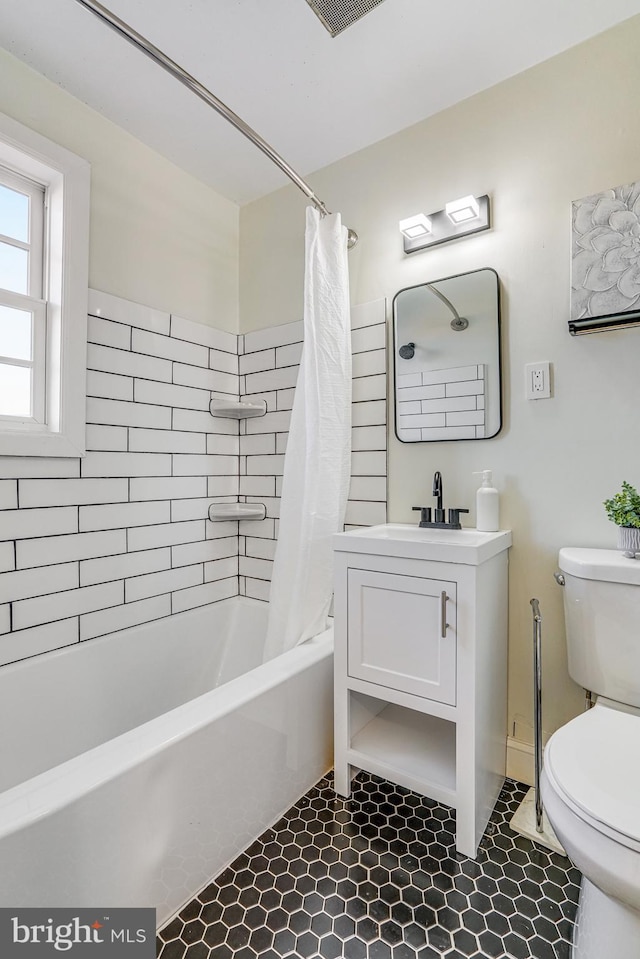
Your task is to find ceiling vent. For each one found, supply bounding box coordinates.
[304,0,388,36]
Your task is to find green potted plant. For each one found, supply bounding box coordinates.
[604,481,640,553]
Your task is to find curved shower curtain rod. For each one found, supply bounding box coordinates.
[72,0,359,249]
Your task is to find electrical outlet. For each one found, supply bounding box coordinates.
[525,361,551,400]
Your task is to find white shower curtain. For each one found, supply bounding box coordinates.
[263,207,352,660]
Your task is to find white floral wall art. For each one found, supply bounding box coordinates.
[571,181,640,325]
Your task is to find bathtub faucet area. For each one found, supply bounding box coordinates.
[412,471,469,530]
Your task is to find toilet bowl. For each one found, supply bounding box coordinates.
[542,548,640,958]
[542,703,640,957]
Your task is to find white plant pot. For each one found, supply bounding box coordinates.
[617,526,640,554]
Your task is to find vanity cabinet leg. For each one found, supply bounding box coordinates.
[334,686,351,797]
[334,759,352,797]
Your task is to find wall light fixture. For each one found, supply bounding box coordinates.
[445,194,480,223]
[399,213,432,239]
[399,194,490,254]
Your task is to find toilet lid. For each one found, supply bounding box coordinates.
[559,547,640,585]
[545,705,640,847]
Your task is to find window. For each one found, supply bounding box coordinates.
[0,168,46,423]
[0,112,90,457]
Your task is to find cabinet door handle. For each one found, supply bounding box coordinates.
[440,591,449,638]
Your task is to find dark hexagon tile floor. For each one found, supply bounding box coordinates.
[157,773,580,959]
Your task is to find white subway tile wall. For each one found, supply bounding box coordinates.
[396,364,486,441]
[0,293,387,667]
[239,299,387,600]
[0,291,240,667]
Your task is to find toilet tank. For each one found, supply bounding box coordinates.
[558,548,640,708]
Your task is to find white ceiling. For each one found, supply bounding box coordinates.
[1,0,640,205]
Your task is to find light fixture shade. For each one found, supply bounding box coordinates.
[399,213,432,239]
[445,195,480,224]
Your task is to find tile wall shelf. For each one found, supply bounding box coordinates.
[209,398,267,419]
[208,503,266,522]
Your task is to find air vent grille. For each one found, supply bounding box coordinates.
[304,0,388,36]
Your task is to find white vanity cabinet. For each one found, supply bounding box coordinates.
[333,524,512,858]
[347,568,457,706]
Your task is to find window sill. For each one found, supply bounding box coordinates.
[0,428,85,458]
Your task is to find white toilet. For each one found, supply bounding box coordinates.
[541,547,640,959]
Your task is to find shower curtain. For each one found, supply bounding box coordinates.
[263,208,352,660]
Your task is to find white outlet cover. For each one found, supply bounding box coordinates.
[525,361,551,399]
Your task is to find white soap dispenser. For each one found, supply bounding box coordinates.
[473,470,499,532]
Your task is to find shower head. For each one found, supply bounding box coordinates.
[304,0,388,36]
[398,343,415,360]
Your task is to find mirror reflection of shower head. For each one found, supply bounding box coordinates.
[399,342,415,359]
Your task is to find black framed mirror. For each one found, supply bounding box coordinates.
[392,268,502,442]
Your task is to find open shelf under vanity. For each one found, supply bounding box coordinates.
[347,694,457,808]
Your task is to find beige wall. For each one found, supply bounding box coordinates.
[240,17,640,757]
[0,49,239,330]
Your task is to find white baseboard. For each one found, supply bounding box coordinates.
[506,737,535,787]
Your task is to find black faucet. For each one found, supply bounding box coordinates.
[432,471,444,524]
[412,471,469,530]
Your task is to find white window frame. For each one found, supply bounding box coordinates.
[0,112,90,457]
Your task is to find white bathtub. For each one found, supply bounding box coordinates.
[0,597,334,926]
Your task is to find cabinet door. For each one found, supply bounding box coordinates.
[347,568,456,705]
